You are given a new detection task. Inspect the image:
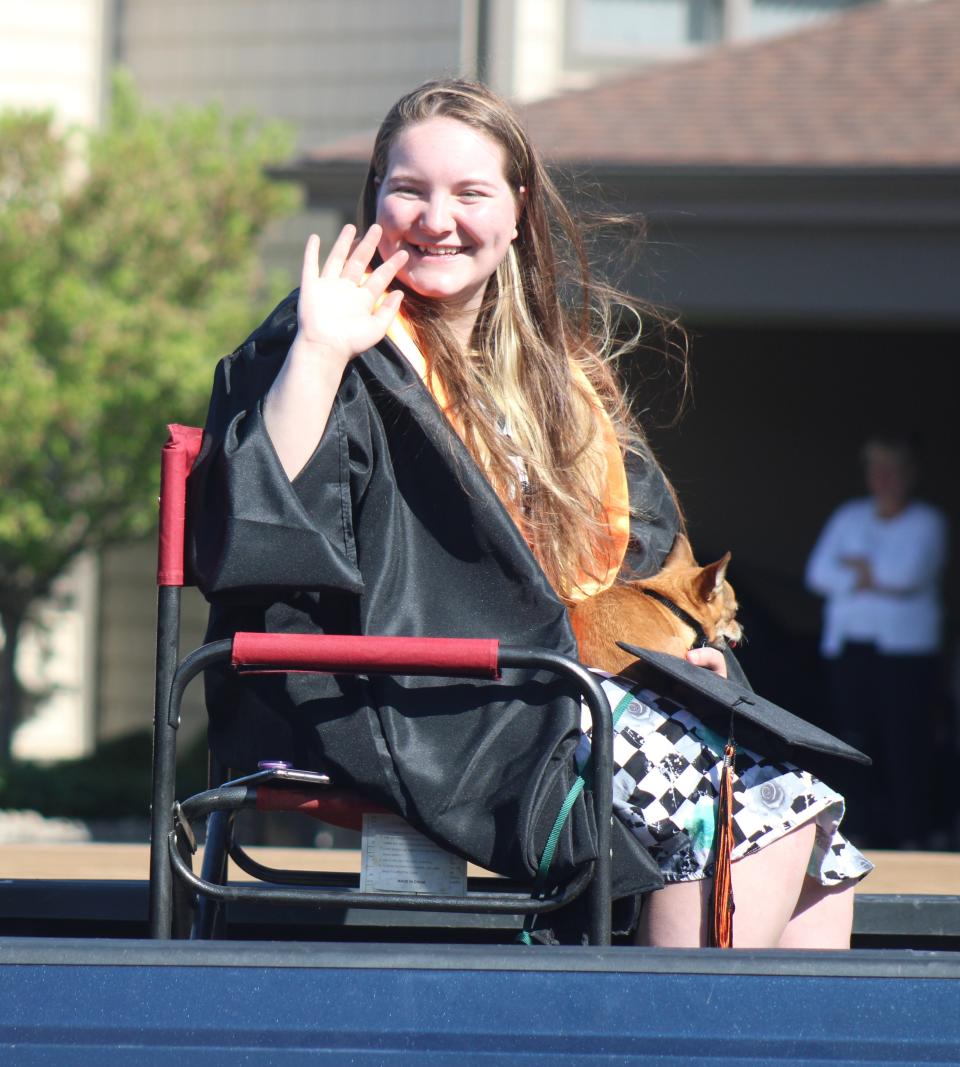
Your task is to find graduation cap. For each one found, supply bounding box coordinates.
[617,643,871,771]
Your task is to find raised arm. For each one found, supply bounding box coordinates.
[264,225,408,480]
[805,506,859,598]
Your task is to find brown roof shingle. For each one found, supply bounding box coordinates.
[522,0,960,167]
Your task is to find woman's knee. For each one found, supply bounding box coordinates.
[726,820,819,948]
[637,820,823,949]
[778,876,856,949]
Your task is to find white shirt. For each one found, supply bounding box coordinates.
[805,498,948,657]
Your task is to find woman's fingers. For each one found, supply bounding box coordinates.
[300,233,322,286]
[371,288,404,328]
[296,225,406,356]
[311,223,405,293]
[365,249,409,297]
[318,224,357,279]
[685,646,728,679]
[317,222,389,283]
[341,224,384,283]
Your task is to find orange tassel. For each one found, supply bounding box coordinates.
[710,741,737,948]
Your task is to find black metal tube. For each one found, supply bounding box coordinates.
[148,585,181,939]
[497,647,613,946]
[168,833,592,914]
[192,809,234,940]
[166,640,233,728]
[227,842,363,887]
[179,784,258,821]
[150,636,232,938]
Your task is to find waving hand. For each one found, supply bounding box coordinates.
[296,224,408,362]
[264,225,408,480]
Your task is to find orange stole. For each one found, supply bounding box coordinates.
[386,315,629,601]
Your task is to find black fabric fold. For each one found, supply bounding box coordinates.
[188,291,667,897]
[189,342,364,597]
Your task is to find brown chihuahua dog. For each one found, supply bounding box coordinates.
[569,534,742,675]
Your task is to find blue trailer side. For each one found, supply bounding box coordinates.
[2,938,959,1065]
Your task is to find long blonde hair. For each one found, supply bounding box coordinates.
[360,80,684,599]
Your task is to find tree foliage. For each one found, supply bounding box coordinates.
[0,73,299,759]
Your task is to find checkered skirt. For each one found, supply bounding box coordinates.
[578,675,873,886]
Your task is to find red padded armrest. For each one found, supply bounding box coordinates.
[157,424,203,587]
[232,633,501,679]
[255,787,390,833]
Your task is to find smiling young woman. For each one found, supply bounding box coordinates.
[190,79,872,948]
[374,116,523,335]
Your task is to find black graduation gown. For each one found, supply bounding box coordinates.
[187,292,679,898]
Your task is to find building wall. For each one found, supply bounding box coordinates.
[605,170,960,328]
[96,542,209,746]
[117,0,469,150]
[0,0,112,128]
[11,556,99,761]
[484,0,568,101]
[564,0,870,68]
[0,0,114,759]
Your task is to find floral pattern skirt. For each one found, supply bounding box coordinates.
[578,675,874,886]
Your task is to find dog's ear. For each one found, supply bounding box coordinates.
[663,532,696,570]
[698,551,732,601]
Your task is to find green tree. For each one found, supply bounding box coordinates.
[0,74,299,764]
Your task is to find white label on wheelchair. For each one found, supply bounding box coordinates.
[359,813,468,897]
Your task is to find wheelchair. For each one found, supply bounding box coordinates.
[148,425,617,945]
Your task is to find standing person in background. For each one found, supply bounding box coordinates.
[806,433,948,848]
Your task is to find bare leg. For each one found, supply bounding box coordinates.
[777,877,855,949]
[634,878,710,948]
[636,820,817,948]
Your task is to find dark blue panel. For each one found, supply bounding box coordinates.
[2,963,959,1064]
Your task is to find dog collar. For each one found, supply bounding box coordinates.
[640,587,711,649]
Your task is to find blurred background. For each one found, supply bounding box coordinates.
[0,0,957,850]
